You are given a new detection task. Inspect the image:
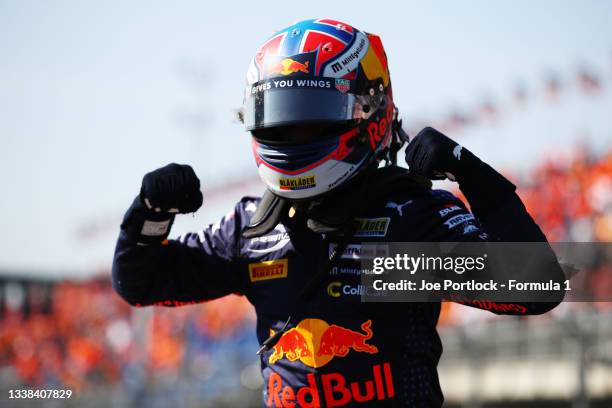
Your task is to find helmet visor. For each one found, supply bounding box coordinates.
[243,78,359,131]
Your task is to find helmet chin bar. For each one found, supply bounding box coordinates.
[294,159,378,208]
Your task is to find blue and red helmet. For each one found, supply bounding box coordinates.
[243,19,395,200]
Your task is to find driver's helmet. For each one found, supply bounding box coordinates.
[242,18,394,200]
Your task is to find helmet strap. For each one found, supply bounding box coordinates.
[388,107,411,166]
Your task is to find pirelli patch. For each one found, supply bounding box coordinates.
[248,259,288,282]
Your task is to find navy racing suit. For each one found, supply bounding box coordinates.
[112,164,562,407]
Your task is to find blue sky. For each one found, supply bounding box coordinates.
[1,0,611,276]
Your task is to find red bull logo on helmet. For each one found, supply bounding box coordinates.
[268,318,378,368]
[268,58,310,76]
[366,101,394,151]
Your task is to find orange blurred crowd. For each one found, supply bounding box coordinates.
[0,280,256,391]
[518,147,612,242]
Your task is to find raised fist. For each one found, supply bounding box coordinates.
[140,163,203,214]
[404,127,473,181]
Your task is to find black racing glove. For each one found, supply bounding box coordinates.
[405,127,515,216]
[404,127,479,181]
[120,163,203,245]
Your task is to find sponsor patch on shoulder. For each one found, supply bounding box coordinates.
[462,224,479,234]
[248,259,288,282]
[444,213,475,229]
[438,204,462,217]
[353,217,390,237]
[329,243,389,259]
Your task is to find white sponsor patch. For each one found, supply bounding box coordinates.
[327,282,387,297]
[439,205,462,217]
[330,266,371,276]
[249,224,290,254]
[329,243,389,260]
[322,30,369,77]
[444,213,475,229]
[259,158,355,200]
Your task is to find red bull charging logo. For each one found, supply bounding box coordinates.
[268,318,378,368]
[266,319,395,407]
[268,58,310,76]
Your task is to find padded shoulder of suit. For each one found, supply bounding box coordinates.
[233,196,263,230]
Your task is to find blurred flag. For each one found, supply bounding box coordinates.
[441,109,472,133]
[478,98,498,121]
[512,81,528,107]
[544,73,562,101]
[576,67,601,95]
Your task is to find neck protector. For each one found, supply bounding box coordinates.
[242,165,432,239]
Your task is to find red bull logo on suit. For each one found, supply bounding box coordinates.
[268,318,378,368]
[266,318,395,407]
[266,363,394,407]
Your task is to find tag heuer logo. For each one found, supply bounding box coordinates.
[334,79,350,93]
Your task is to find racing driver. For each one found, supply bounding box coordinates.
[113,18,564,407]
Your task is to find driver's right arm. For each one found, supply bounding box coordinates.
[111,164,246,307]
